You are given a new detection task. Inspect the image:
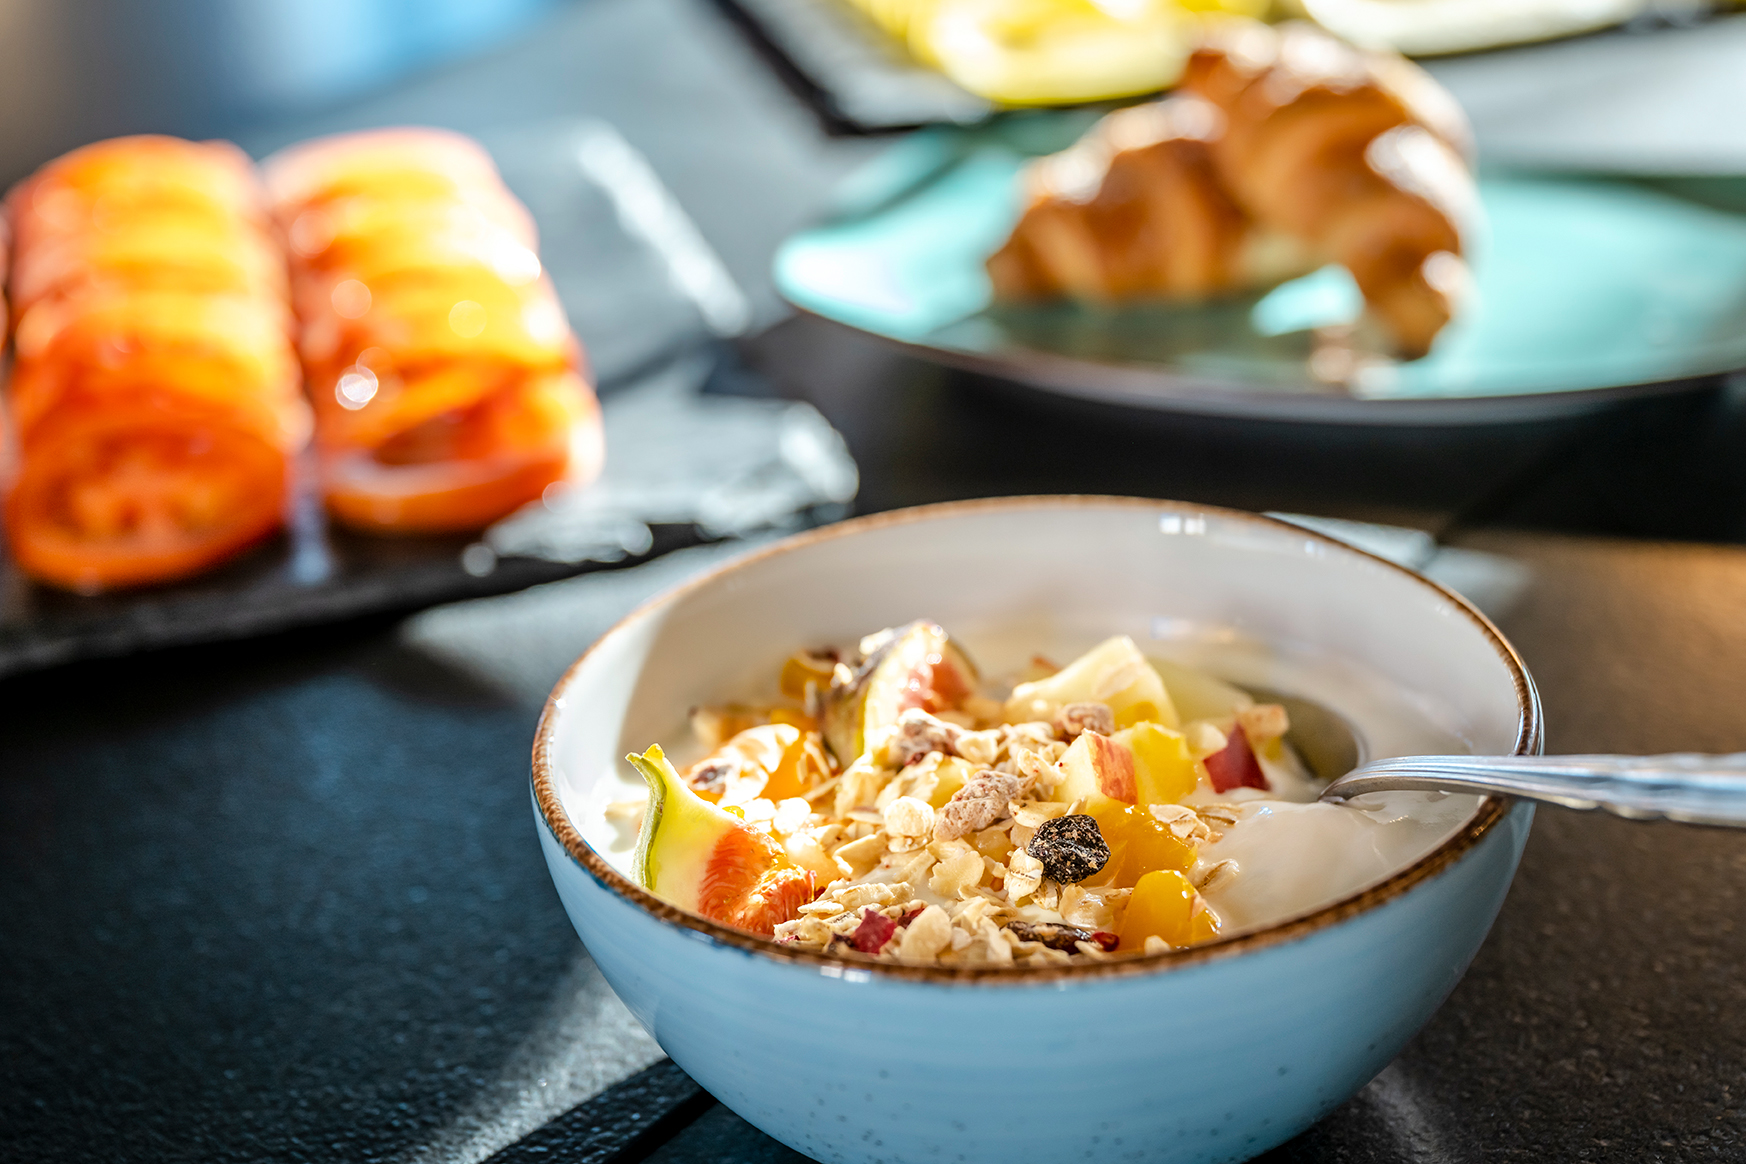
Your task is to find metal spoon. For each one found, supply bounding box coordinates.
[1321,753,1746,827]
[1259,689,1746,828]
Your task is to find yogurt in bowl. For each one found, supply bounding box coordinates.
[533,497,1540,1164]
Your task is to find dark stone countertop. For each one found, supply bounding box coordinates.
[3,1,1745,1161]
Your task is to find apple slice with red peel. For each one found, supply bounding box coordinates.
[627,745,818,935]
[1055,730,1138,834]
[1005,636,1179,729]
[1058,731,1138,805]
[1058,722,1204,831]
[823,621,978,766]
[1204,724,1269,793]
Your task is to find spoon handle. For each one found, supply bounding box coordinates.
[1322,753,1746,827]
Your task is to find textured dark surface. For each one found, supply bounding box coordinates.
[5,1,1746,1162]
[0,617,637,1161]
[482,1061,709,1164]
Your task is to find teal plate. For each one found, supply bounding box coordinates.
[775,114,1746,423]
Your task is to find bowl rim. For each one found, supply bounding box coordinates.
[532,495,1543,984]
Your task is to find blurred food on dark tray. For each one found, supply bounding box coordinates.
[844,0,1269,104]
[2,136,310,592]
[988,19,1476,357]
[265,129,604,535]
[823,0,1680,111]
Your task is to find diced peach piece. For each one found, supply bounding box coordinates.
[686,723,822,806]
[1115,721,1201,806]
[1118,869,1221,952]
[1104,807,1198,888]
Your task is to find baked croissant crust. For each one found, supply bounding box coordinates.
[987,97,1296,303]
[989,20,1477,358]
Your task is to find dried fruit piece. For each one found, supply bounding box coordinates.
[884,708,964,767]
[850,906,898,954]
[1204,723,1269,793]
[1006,920,1118,953]
[1026,814,1110,884]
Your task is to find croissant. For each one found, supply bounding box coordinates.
[3,136,308,592]
[264,128,603,534]
[989,20,1476,358]
[987,96,1311,303]
[1180,19,1476,357]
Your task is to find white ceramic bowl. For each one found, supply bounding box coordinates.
[533,497,1541,1164]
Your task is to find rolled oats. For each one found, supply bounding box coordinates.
[882,796,936,853]
[834,760,888,819]
[1149,802,1212,844]
[1193,859,1238,893]
[1011,801,1070,828]
[772,797,814,836]
[897,904,953,961]
[1003,848,1045,902]
[837,882,911,912]
[929,842,986,898]
[832,831,887,879]
[955,728,1001,767]
[980,918,1014,963]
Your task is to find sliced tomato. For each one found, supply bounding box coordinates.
[321,371,601,534]
[8,414,289,592]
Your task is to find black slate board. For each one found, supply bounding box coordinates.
[713,0,994,133]
[0,119,722,679]
[0,516,708,680]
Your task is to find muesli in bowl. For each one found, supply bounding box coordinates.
[533,496,1538,1164]
[613,620,1482,966]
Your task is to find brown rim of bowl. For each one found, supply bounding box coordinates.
[531,495,1543,985]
